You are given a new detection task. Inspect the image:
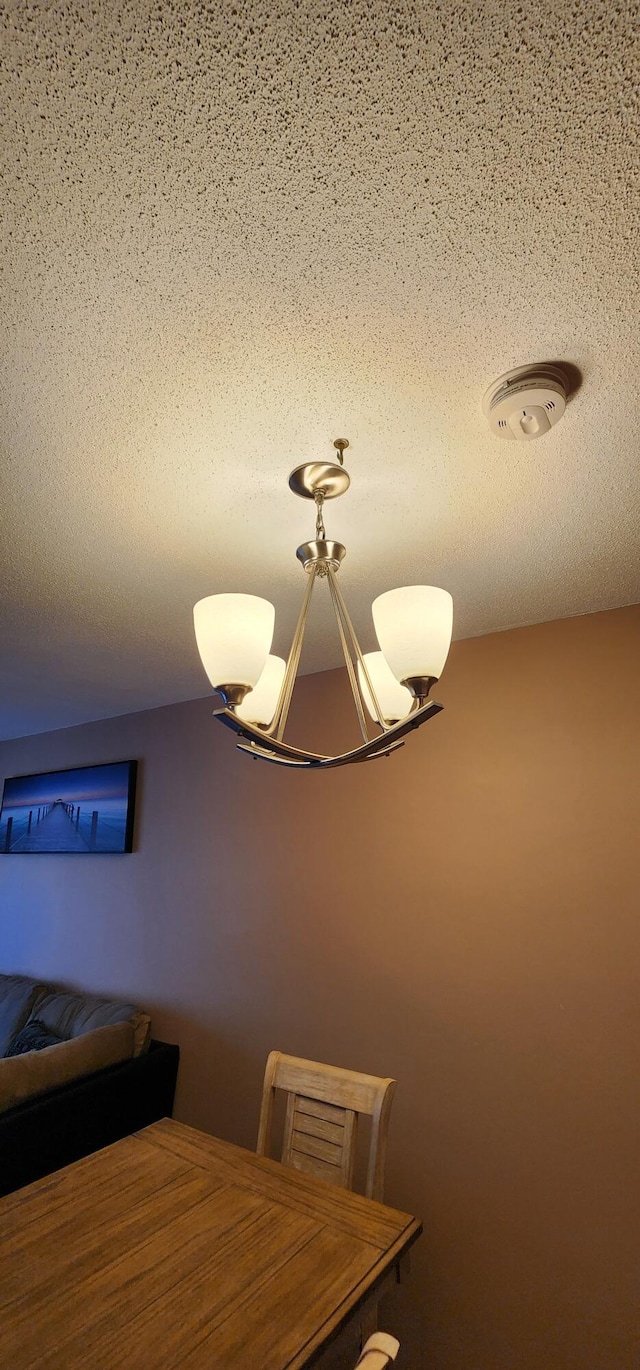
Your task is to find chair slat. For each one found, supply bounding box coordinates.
[295,1096,347,1127]
[289,1149,346,1186]
[293,1110,345,1146]
[291,1129,344,1167]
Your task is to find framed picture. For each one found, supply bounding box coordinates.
[0,760,137,854]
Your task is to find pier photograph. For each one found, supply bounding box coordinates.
[0,760,136,854]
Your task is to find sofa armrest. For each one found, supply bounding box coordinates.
[0,1039,179,1197]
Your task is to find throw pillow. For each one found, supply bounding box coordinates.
[6,1019,66,1057]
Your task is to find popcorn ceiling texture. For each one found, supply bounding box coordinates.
[1,0,639,737]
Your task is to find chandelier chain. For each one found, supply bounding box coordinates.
[314,491,326,539]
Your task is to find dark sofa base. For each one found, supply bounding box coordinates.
[0,1038,179,1197]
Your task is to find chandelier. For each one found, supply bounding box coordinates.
[193,440,453,769]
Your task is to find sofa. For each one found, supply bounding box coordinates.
[0,972,179,1196]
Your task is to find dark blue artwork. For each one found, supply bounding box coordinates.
[0,760,137,854]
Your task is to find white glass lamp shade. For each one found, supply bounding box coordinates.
[357,652,413,724]
[193,593,275,690]
[236,654,286,725]
[372,586,453,683]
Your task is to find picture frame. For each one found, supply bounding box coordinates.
[0,760,137,855]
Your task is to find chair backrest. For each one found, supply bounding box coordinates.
[355,1332,400,1367]
[256,1050,396,1202]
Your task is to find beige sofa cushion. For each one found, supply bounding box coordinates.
[0,1021,135,1114]
[30,990,150,1057]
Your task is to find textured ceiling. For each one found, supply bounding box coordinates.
[1,0,639,739]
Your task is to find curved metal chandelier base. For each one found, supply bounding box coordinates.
[213,696,443,769]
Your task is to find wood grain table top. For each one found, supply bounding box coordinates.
[0,1117,422,1369]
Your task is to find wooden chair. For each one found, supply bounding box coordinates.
[256,1051,396,1202]
[355,1333,400,1367]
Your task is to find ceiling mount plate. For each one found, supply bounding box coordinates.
[482,363,568,440]
[288,461,351,500]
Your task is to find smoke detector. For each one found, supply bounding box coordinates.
[482,363,567,440]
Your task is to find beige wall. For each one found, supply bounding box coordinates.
[1,604,638,1369]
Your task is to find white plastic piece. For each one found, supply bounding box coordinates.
[356,1331,400,1367]
[482,364,567,440]
[193,593,274,690]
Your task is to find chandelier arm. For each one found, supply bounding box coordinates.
[327,569,389,732]
[327,572,369,744]
[272,568,316,740]
[269,563,318,741]
[212,696,443,767]
[237,737,408,766]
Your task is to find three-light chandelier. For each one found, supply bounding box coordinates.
[193,440,453,769]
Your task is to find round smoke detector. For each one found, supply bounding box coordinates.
[482,363,567,440]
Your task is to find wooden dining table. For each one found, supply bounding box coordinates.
[0,1117,421,1369]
